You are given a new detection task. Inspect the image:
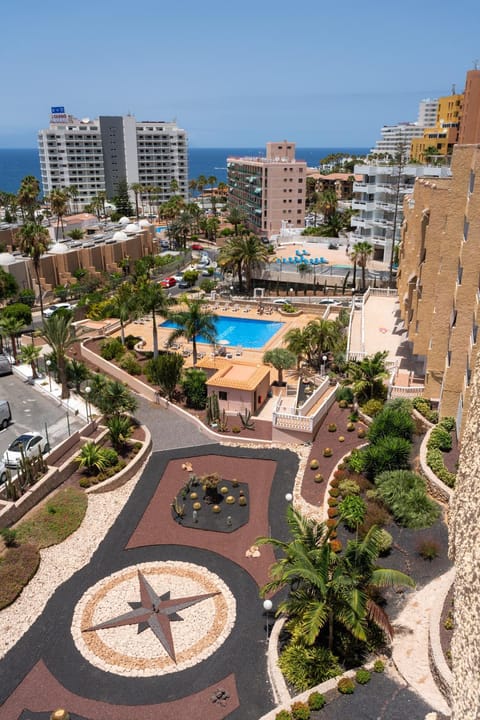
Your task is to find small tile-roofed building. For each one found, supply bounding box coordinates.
[203,359,271,416]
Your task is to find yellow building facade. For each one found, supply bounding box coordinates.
[397,144,480,436]
[410,93,463,163]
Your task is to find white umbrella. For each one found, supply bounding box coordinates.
[218,339,230,346]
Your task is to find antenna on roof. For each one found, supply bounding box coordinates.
[474,59,479,70]
[452,83,456,94]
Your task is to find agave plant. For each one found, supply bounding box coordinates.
[106,414,133,451]
[75,442,109,476]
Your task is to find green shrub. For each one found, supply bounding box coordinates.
[278,642,341,692]
[361,398,384,417]
[307,692,326,711]
[100,337,125,361]
[329,487,340,498]
[367,403,415,444]
[426,447,456,487]
[118,352,142,375]
[373,659,385,672]
[359,499,392,534]
[412,397,439,424]
[338,495,367,530]
[362,436,412,479]
[428,426,452,452]
[355,668,371,684]
[439,416,455,431]
[124,334,142,350]
[337,677,355,694]
[346,448,367,473]
[79,477,91,488]
[180,367,207,409]
[0,528,17,547]
[375,470,440,528]
[290,701,310,720]
[335,386,354,404]
[338,479,361,496]
[377,528,393,554]
[275,711,292,720]
[0,544,40,610]
[102,447,119,467]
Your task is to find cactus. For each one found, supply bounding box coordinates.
[206,393,220,425]
[217,409,228,432]
[238,408,255,430]
[171,496,185,519]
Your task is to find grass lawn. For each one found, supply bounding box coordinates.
[14,487,88,548]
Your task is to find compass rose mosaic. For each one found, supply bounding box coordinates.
[72,561,236,677]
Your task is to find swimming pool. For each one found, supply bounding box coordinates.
[155,226,168,233]
[161,316,284,349]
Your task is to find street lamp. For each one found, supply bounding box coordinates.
[230,285,234,299]
[322,355,328,376]
[263,599,273,644]
[85,385,91,421]
[285,492,293,503]
[46,359,52,392]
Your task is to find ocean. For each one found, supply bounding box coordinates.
[0,146,369,195]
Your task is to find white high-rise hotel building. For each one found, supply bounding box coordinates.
[38,108,188,209]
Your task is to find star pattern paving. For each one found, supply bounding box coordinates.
[83,570,220,662]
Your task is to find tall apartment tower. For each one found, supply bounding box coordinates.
[350,161,449,263]
[38,108,188,209]
[227,141,307,236]
[416,98,439,127]
[458,68,480,144]
[397,143,480,436]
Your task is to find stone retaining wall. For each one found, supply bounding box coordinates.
[86,425,152,494]
[428,568,454,703]
[419,426,453,505]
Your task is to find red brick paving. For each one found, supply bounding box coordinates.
[127,454,277,588]
[0,660,238,720]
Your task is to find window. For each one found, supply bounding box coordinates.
[464,216,469,241]
[469,170,476,194]
[219,391,227,401]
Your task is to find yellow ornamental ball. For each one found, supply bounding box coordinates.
[193,502,202,511]
[212,505,221,513]
[220,486,229,494]
[190,492,198,500]
[226,495,236,504]
[339,436,345,442]
[239,496,247,506]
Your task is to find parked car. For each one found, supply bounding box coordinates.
[191,243,204,251]
[43,302,73,318]
[0,355,12,376]
[172,272,185,283]
[160,277,177,288]
[316,298,340,306]
[178,279,191,289]
[272,298,291,305]
[3,433,50,469]
[0,459,6,484]
[0,399,12,429]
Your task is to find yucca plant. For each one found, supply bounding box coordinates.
[106,414,133,452]
[75,442,109,476]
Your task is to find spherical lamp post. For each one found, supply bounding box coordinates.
[263,599,273,644]
[84,385,91,422]
[46,359,52,392]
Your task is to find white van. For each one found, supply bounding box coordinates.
[0,355,12,376]
[0,400,12,430]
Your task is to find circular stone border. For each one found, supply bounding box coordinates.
[71,561,236,677]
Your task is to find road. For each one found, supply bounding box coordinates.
[0,372,85,457]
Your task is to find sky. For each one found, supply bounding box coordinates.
[2,0,480,148]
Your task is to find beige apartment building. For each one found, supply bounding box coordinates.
[227,142,307,237]
[397,143,480,435]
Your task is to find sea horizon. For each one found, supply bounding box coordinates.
[0,146,371,195]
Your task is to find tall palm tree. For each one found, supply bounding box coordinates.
[0,316,26,364]
[17,221,51,316]
[344,350,389,403]
[41,313,76,398]
[316,188,338,222]
[109,283,139,344]
[167,297,217,365]
[20,343,41,379]
[137,280,171,359]
[259,507,413,651]
[130,182,144,221]
[350,241,373,291]
[226,207,246,234]
[188,178,198,201]
[17,175,40,221]
[196,175,207,210]
[66,185,79,214]
[218,234,270,295]
[49,188,68,240]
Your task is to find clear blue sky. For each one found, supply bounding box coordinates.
[2,0,480,148]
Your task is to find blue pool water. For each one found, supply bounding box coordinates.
[161,316,284,349]
[155,226,168,233]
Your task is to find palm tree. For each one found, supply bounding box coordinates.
[344,350,389,403]
[0,316,26,364]
[167,297,217,365]
[17,221,51,316]
[49,188,68,240]
[350,241,373,291]
[66,185,79,214]
[259,507,413,651]
[20,343,41,379]
[226,207,246,234]
[137,280,171,359]
[283,327,307,368]
[218,234,270,295]
[109,283,139,345]
[99,379,138,418]
[130,183,144,221]
[41,313,76,398]
[188,178,198,201]
[17,175,40,221]
[197,175,207,210]
[316,188,338,222]
[289,318,342,370]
